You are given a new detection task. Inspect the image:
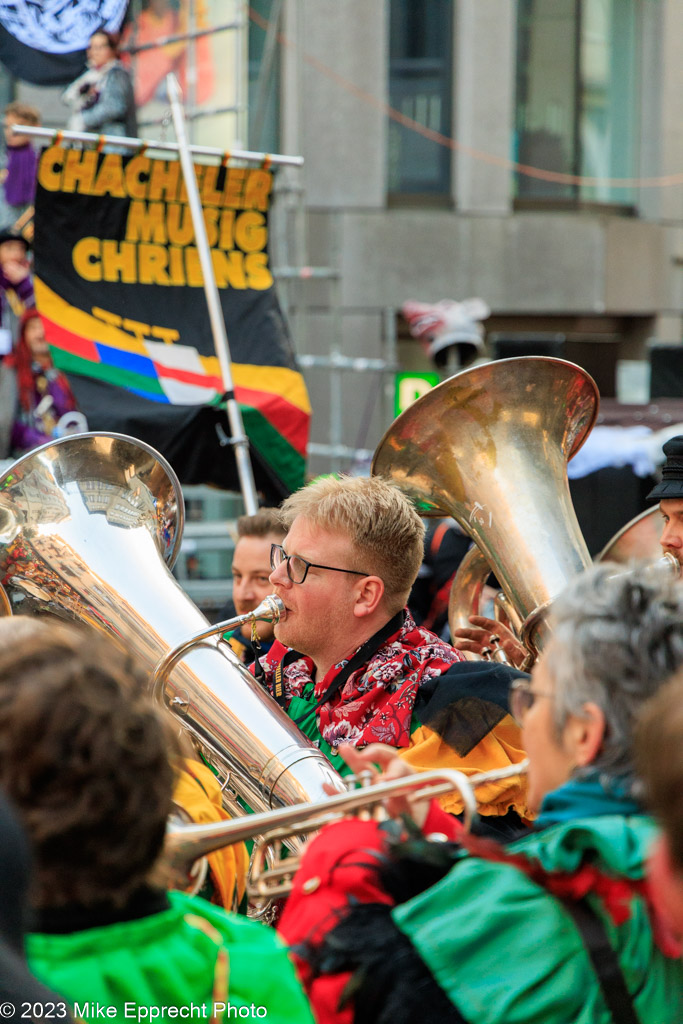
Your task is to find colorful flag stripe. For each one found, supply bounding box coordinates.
[35,278,312,415]
[39,296,310,457]
[53,346,167,401]
[42,308,310,457]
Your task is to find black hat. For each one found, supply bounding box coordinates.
[647,435,683,501]
[0,229,30,251]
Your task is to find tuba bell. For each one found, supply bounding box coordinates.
[0,433,344,819]
[372,357,599,657]
[447,503,679,657]
[597,505,664,564]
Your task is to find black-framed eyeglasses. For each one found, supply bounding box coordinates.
[270,543,369,585]
[509,677,553,724]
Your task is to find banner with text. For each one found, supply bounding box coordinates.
[33,145,310,500]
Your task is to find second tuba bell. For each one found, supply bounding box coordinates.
[372,356,599,657]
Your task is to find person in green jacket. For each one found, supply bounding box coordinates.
[278,564,683,1024]
[0,617,314,1024]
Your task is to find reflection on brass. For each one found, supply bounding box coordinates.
[373,357,599,656]
[0,433,343,821]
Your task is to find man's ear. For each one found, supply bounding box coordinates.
[565,701,606,768]
[352,576,385,618]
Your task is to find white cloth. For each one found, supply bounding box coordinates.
[62,60,114,130]
[567,425,656,479]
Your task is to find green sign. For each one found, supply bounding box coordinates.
[394,371,440,417]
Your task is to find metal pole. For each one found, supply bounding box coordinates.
[166,72,259,515]
[12,125,303,167]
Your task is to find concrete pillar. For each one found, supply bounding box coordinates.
[454,0,516,214]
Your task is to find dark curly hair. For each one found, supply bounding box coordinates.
[0,617,180,909]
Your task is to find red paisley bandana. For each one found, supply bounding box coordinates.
[258,610,464,750]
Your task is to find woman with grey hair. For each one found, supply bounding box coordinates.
[277,564,683,1024]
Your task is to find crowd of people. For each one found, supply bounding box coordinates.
[0,24,682,1022]
[1,443,682,1021]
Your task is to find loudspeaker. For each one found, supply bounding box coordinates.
[650,346,683,399]
[490,335,618,398]
[490,333,566,360]
[564,340,618,399]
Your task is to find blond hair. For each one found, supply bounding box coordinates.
[280,475,424,612]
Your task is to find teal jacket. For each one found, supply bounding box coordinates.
[393,777,682,1024]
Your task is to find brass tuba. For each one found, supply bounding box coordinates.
[447,502,677,655]
[0,433,344,817]
[597,505,663,564]
[372,357,599,657]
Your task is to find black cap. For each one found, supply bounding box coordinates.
[0,229,30,251]
[647,435,683,501]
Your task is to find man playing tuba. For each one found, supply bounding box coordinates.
[260,474,530,827]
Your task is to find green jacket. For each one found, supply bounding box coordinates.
[27,890,314,1024]
[393,780,682,1024]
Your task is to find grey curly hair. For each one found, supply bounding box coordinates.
[542,563,683,782]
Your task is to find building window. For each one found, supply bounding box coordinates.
[248,0,281,154]
[388,0,453,198]
[515,0,639,206]
[124,1,248,148]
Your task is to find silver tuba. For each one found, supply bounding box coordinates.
[0,433,344,818]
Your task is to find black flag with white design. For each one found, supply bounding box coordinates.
[0,0,129,85]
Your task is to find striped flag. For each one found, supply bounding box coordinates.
[33,145,310,501]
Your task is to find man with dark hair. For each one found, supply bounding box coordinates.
[0,616,313,1021]
[222,507,286,663]
[647,435,683,559]
[636,672,683,940]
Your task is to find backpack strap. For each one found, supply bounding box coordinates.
[559,896,641,1024]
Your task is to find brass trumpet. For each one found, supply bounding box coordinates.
[163,760,529,900]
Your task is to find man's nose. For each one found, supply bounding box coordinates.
[661,523,682,549]
[269,562,290,587]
